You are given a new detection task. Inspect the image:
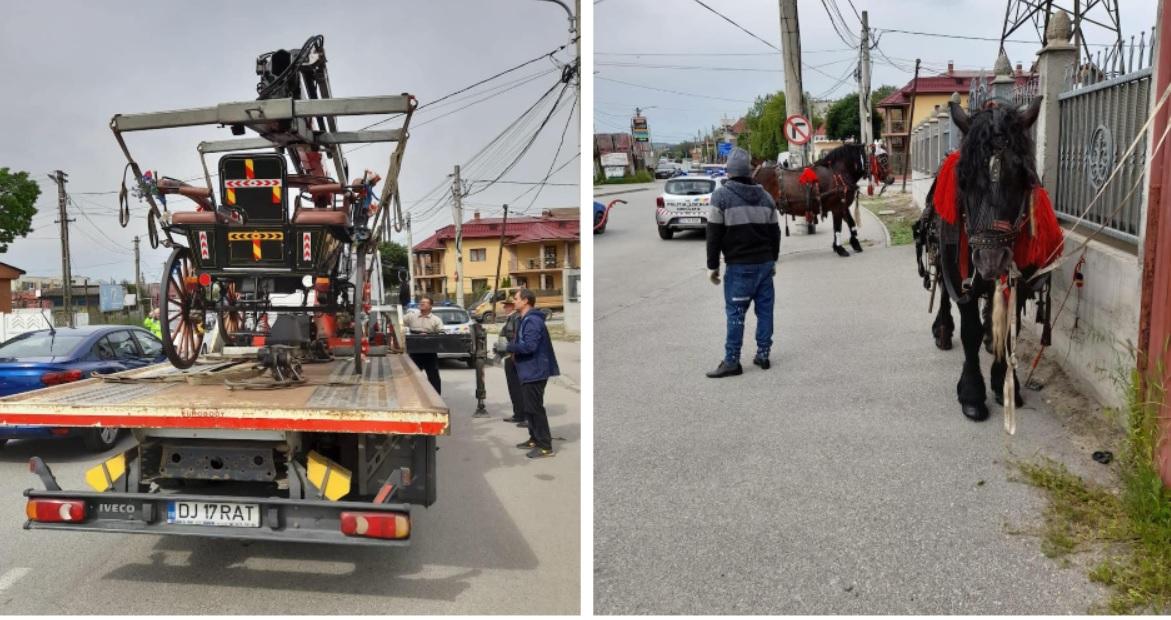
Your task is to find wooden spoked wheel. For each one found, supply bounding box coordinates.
[160,247,205,369]
[217,281,244,346]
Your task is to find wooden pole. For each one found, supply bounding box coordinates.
[491,204,509,322]
[902,59,922,194]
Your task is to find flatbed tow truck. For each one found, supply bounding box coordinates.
[0,36,464,546]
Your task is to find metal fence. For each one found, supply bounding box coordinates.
[1055,63,1153,244]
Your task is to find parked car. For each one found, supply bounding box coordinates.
[0,325,166,451]
[654,162,677,179]
[655,175,717,240]
[469,287,560,323]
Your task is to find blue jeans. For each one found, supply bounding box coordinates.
[722,261,775,364]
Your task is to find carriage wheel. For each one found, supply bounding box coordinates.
[217,281,243,347]
[160,247,206,369]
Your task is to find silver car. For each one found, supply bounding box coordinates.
[655,175,717,240]
[432,306,477,368]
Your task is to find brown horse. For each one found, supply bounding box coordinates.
[754,143,894,257]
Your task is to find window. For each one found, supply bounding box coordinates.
[469,248,487,262]
[664,179,715,195]
[132,331,163,359]
[471,278,488,293]
[95,331,140,361]
[567,273,580,302]
[0,332,88,359]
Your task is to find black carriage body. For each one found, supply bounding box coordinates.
[182,154,343,280]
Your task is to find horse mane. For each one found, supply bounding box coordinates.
[813,143,864,176]
[955,105,1038,205]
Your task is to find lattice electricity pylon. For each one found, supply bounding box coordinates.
[1000,0,1122,65]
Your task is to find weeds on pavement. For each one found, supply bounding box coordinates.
[1017,367,1171,613]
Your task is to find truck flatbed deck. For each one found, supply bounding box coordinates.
[0,354,448,436]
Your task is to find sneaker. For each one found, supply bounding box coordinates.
[516,439,537,449]
[705,360,743,378]
[526,447,556,459]
[753,356,771,370]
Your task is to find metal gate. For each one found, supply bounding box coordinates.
[1055,40,1156,244]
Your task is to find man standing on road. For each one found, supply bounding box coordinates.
[404,296,444,393]
[498,299,527,427]
[494,288,559,459]
[705,146,781,378]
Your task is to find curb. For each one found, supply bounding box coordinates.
[861,204,892,248]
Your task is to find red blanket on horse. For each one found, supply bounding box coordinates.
[932,151,1063,271]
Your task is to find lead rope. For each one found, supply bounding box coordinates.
[1005,278,1019,435]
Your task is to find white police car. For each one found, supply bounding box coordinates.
[655,175,721,240]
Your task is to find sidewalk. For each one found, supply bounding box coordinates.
[595,242,1107,614]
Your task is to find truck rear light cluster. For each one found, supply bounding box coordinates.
[41,369,83,386]
[339,511,410,540]
[197,273,212,287]
[26,498,86,523]
[656,197,665,207]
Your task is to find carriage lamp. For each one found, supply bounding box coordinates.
[302,275,314,289]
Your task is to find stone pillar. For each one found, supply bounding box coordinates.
[1034,10,1077,197]
[937,106,952,162]
[928,113,940,170]
[991,49,1017,100]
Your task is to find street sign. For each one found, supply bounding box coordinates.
[631,116,650,143]
[99,284,126,312]
[783,114,812,146]
[717,141,732,158]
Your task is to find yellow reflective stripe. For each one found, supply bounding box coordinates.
[306,450,352,501]
[226,188,235,205]
[84,452,126,492]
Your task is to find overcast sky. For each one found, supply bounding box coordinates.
[0,0,579,284]
[595,0,1156,144]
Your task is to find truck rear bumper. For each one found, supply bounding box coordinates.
[24,488,412,547]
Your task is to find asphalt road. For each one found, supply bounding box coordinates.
[0,343,580,614]
[594,180,1104,614]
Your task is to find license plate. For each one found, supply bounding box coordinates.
[679,217,702,224]
[167,501,261,528]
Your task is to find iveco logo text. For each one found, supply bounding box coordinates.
[99,503,135,513]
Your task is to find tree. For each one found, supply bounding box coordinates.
[739,92,789,161]
[378,240,409,290]
[823,88,899,142]
[0,168,40,253]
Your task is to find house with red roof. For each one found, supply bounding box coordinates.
[412,209,579,301]
[876,61,1037,164]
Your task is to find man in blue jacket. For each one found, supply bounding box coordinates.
[494,287,560,459]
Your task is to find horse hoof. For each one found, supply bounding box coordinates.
[961,402,990,421]
[935,336,952,351]
[833,246,851,257]
[850,239,864,253]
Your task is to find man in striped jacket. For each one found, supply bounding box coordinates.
[705,147,781,378]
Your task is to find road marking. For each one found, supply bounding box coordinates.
[0,567,31,591]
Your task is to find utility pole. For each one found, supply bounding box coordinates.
[778,0,807,166]
[492,203,510,322]
[451,164,465,307]
[404,214,414,303]
[49,170,74,328]
[902,59,922,194]
[858,10,873,150]
[133,236,144,314]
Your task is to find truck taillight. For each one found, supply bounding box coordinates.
[339,511,410,540]
[41,369,83,386]
[25,498,86,523]
[656,197,665,207]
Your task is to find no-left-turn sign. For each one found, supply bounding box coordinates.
[783,114,812,146]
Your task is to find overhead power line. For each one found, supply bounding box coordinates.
[690,0,780,51]
[597,76,756,104]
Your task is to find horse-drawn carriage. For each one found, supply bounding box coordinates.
[110,35,413,377]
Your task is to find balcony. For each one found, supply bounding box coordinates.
[414,264,444,277]
[510,256,574,272]
[883,118,908,135]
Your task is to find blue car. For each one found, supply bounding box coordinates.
[594,201,607,234]
[0,325,165,451]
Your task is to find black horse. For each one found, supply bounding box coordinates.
[755,143,894,257]
[913,97,1060,426]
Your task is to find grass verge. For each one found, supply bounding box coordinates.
[1017,370,1171,613]
[594,170,654,185]
[860,191,918,246]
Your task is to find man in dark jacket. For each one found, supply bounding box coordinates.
[705,147,781,378]
[498,300,527,427]
[494,288,560,458]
